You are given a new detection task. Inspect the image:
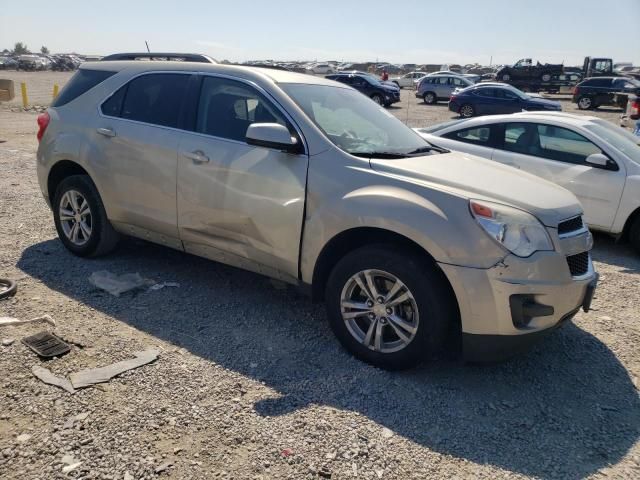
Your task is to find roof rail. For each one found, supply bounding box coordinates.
[100,53,217,64]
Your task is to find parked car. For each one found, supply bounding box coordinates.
[389,71,426,88]
[415,75,474,104]
[306,63,334,74]
[415,112,640,251]
[496,58,564,83]
[17,55,43,71]
[620,93,639,134]
[572,76,640,110]
[37,60,596,368]
[448,83,562,118]
[0,56,18,69]
[325,73,400,106]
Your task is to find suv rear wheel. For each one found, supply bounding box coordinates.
[325,245,454,370]
[53,175,119,257]
[629,215,640,254]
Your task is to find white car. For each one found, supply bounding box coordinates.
[415,112,640,251]
[306,63,334,74]
[390,71,426,88]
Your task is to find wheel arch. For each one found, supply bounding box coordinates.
[47,160,91,206]
[622,205,640,241]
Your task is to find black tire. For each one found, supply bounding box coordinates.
[629,216,640,254]
[577,96,593,110]
[501,73,510,82]
[325,245,456,370]
[541,73,552,82]
[53,175,119,257]
[0,278,17,300]
[459,104,475,118]
[371,94,383,105]
[423,92,437,104]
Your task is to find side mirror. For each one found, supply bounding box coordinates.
[585,153,618,171]
[245,123,301,154]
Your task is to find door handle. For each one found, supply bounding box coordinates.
[182,150,210,164]
[96,127,116,138]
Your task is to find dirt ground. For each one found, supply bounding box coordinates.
[0,71,639,480]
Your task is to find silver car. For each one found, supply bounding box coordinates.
[416,74,474,104]
[36,59,597,369]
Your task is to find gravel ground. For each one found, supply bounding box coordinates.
[0,75,639,480]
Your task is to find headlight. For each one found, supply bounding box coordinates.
[470,200,553,257]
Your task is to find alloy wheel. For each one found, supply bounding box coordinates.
[340,269,419,354]
[59,190,92,246]
[578,97,592,109]
[460,105,474,117]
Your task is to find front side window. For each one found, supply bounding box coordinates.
[281,83,430,156]
[503,122,602,164]
[113,73,190,128]
[196,76,287,142]
[444,126,491,146]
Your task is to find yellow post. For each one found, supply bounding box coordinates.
[21,82,28,108]
[52,84,59,99]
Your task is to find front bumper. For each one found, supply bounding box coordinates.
[439,238,597,362]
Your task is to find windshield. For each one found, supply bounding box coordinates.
[584,124,640,164]
[281,83,433,156]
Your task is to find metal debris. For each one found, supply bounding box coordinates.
[89,270,154,297]
[32,366,76,394]
[69,349,159,389]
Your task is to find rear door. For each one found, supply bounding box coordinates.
[176,75,309,281]
[492,122,625,229]
[94,72,192,245]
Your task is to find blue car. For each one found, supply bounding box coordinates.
[449,82,562,118]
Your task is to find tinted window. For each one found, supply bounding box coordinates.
[583,78,611,87]
[503,122,601,164]
[444,126,491,145]
[101,86,126,117]
[52,69,116,107]
[196,76,287,142]
[120,74,189,128]
[495,88,519,100]
[473,88,496,97]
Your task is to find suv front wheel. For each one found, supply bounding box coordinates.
[325,245,454,370]
[53,175,119,257]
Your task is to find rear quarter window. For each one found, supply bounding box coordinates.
[51,69,116,107]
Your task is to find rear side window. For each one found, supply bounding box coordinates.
[444,126,491,146]
[583,78,611,87]
[115,73,189,128]
[52,69,116,107]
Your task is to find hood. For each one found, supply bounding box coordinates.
[381,81,399,90]
[525,96,561,109]
[369,152,582,227]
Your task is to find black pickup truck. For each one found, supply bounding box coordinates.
[496,58,564,83]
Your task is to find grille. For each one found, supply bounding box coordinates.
[558,216,584,235]
[566,252,590,277]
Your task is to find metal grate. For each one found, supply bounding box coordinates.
[558,216,584,235]
[566,252,590,277]
[22,331,70,358]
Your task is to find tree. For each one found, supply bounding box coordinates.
[13,42,30,55]
[40,46,50,54]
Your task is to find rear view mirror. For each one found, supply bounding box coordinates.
[585,153,618,171]
[246,123,301,154]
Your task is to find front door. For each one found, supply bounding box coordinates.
[92,72,192,245]
[176,75,309,281]
[492,122,625,230]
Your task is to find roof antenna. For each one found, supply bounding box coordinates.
[145,41,151,53]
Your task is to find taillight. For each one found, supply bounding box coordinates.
[631,100,640,120]
[450,95,457,103]
[572,86,579,95]
[36,112,50,142]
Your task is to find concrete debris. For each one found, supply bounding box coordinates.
[69,349,159,389]
[2,338,15,346]
[155,461,173,473]
[16,434,31,443]
[62,462,82,473]
[32,366,75,394]
[89,270,154,297]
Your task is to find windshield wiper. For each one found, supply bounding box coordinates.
[350,151,409,159]
[406,144,449,155]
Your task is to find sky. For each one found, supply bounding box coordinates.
[1,0,639,66]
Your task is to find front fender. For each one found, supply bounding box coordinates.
[300,174,506,284]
